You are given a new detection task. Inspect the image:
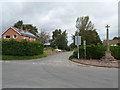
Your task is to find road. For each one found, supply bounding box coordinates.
[2,52,118,88]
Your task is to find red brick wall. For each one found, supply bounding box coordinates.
[2,28,36,41]
[2,28,23,41]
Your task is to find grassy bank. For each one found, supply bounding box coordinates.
[2,54,47,60]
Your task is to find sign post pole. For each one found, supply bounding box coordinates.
[77,45,79,59]
[84,40,86,59]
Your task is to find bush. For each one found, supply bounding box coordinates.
[110,46,120,60]
[2,39,44,56]
[70,45,120,60]
[86,45,105,59]
[69,45,105,60]
[65,46,71,51]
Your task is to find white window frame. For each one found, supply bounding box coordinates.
[4,35,10,39]
[12,34,18,39]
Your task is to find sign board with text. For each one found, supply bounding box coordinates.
[75,36,81,46]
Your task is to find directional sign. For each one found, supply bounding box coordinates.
[75,36,81,46]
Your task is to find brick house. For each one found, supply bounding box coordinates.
[103,40,119,46]
[2,26,36,41]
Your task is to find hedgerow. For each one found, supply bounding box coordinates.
[2,39,43,56]
[69,45,120,60]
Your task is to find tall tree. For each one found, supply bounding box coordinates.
[14,20,38,36]
[50,29,68,50]
[14,20,23,29]
[37,30,50,44]
[75,16,102,45]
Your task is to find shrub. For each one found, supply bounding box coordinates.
[110,46,120,60]
[86,45,105,59]
[69,45,105,60]
[70,45,120,60]
[2,39,43,56]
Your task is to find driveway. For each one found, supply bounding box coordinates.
[2,52,118,88]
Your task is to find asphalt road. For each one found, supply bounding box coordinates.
[2,52,118,88]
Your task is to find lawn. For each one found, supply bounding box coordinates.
[2,54,47,60]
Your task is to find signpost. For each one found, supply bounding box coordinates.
[75,36,81,59]
[83,40,86,58]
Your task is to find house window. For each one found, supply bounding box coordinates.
[13,35,18,38]
[4,35,10,39]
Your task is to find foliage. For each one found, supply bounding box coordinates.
[14,20,23,29]
[50,29,68,50]
[69,43,76,50]
[14,20,38,36]
[70,45,105,59]
[112,37,120,40]
[70,45,120,60]
[76,16,95,31]
[110,46,120,60]
[2,39,43,56]
[37,30,50,44]
[74,16,102,45]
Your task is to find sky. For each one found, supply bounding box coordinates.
[0,1,119,44]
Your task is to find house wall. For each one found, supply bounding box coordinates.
[2,28,24,40]
[103,40,119,46]
[23,36,36,41]
[2,28,36,41]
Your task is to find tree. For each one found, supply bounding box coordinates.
[14,20,38,36]
[14,20,23,29]
[50,29,68,50]
[75,16,102,45]
[37,30,50,44]
[113,37,120,40]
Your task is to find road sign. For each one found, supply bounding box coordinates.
[75,36,81,59]
[75,36,81,46]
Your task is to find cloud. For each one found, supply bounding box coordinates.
[1,2,118,44]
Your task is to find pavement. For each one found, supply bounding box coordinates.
[2,52,118,88]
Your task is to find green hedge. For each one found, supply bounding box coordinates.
[110,46,120,60]
[70,45,120,60]
[2,39,44,56]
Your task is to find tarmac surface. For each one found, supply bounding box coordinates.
[2,52,118,88]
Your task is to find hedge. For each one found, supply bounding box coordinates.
[69,45,120,60]
[2,39,44,56]
[110,46,120,60]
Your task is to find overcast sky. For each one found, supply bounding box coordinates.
[1,1,118,44]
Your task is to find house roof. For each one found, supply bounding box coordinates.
[3,26,36,38]
[103,40,119,45]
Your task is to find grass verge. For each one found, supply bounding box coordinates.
[2,54,47,60]
[44,49,54,53]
